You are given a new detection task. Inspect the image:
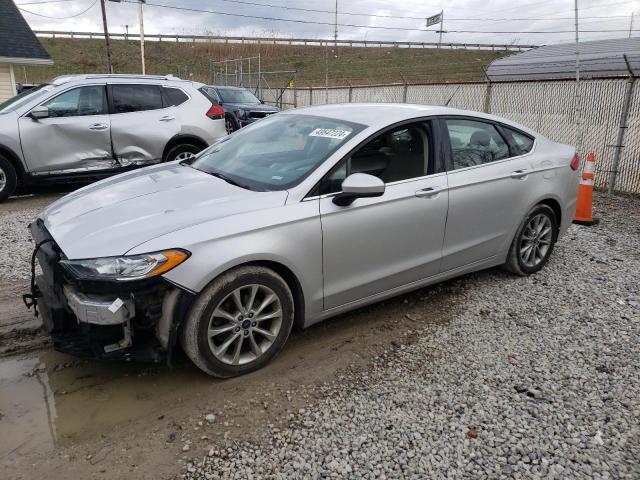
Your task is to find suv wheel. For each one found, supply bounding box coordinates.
[225,115,238,134]
[163,143,201,163]
[504,204,558,276]
[0,155,18,202]
[180,266,294,378]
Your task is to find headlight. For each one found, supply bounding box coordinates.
[234,109,247,119]
[59,249,190,281]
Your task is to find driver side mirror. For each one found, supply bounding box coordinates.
[29,105,49,120]
[333,173,385,206]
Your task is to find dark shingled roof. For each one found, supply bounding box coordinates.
[0,0,51,62]
[486,38,640,82]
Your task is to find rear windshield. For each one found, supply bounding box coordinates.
[0,84,54,114]
[216,88,261,104]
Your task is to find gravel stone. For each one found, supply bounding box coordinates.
[179,192,640,479]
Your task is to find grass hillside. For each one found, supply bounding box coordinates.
[19,37,507,88]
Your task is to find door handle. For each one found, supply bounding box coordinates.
[415,186,442,198]
[510,169,529,180]
[159,115,175,122]
[88,123,108,131]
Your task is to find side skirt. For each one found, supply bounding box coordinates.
[304,255,503,328]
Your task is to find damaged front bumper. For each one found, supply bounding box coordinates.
[26,220,194,363]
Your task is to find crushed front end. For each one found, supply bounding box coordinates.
[25,219,194,363]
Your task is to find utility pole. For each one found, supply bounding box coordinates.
[438,11,444,48]
[100,0,114,73]
[139,0,146,75]
[334,0,338,44]
[629,12,634,38]
[124,24,129,40]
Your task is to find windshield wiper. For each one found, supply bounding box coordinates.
[205,170,252,190]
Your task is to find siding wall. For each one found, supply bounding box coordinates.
[0,64,15,102]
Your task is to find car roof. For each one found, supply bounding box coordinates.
[49,74,202,88]
[283,103,538,135]
[208,85,250,90]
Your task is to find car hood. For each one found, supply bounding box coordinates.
[224,102,279,112]
[39,163,288,259]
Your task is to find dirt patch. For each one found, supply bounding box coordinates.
[1,282,459,480]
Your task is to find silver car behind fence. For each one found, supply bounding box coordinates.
[24,104,580,377]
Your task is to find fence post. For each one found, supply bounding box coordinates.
[401,75,408,103]
[609,54,636,193]
[310,86,313,105]
[482,67,492,113]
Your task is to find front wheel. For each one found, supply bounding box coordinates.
[180,266,294,378]
[0,155,18,202]
[504,204,558,276]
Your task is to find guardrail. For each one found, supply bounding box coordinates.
[33,30,538,52]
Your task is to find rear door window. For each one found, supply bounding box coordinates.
[164,87,189,106]
[111,84,164,113]
[444,119,509,170]
[501,126,535,156]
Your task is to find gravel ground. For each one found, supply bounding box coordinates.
[180,192,640,479]
[0,193,65,281]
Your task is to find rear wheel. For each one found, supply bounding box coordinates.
[163,143,201,163]
[504,204,558,276]
[0,155,18,202]
[180,266,294,378]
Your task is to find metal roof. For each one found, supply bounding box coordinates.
[486,37,640,81]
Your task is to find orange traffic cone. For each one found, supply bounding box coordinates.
[573,152,599,226]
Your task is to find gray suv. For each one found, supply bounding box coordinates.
[0,74,226,201]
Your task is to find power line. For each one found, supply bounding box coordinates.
[18,0,98,18]
[16,0,78,5]
[183,0,638,23]
[119,1,640,35]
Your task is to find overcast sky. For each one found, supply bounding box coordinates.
[14,0,639,46]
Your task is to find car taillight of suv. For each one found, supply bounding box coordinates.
[206,104,225,120]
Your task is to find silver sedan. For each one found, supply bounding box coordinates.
[29,104,580,377]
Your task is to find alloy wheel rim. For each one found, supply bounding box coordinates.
[520,213,553,268]
[175,151,195,161]
[207,284,282,365]
[225,119,235,134]
[0,166,6,191]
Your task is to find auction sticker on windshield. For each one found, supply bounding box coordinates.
[309,128,351,140]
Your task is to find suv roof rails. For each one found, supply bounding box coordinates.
[81,74,182,80]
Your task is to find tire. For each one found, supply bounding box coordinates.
[180,266,294,378]
[225,115,238,134]
[504,204,558,276]
[163,143,201,163]
[0,155,18,202]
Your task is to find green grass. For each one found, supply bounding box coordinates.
[19,37,507,88]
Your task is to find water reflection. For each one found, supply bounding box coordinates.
[0,349,207,460]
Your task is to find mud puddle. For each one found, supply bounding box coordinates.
[0,350,207,459]
[0,281,461,479]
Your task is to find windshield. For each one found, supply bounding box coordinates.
[190,114,366,191]
[0,84,54,114]
[217,88,261,104]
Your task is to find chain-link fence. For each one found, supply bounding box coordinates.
[263,78,640,194]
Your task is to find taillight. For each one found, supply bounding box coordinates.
[570,153,580,171]
[206,104,225,120]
